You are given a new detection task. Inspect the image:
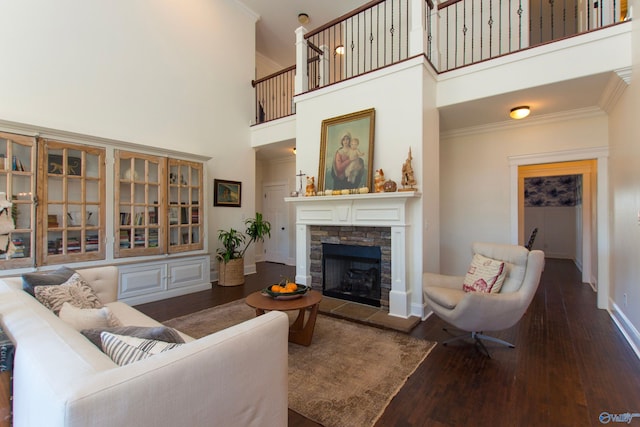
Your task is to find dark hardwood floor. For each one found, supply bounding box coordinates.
[135,259,640,427]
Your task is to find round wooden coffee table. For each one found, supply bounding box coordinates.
[245,289,322,346]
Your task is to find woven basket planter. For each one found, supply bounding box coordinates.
[218,258,245,286]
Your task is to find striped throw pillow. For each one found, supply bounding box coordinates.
[101,332,183,366]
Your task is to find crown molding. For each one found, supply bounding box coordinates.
[0,118,211,162]
[599,67,632,113]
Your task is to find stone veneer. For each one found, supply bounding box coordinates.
[309,225,391,310]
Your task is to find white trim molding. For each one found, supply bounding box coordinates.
[509,146,610,310]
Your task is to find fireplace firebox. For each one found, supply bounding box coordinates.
[322,243,381,307]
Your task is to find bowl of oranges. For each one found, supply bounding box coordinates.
[263,279,309,300]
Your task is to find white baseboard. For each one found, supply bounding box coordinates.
[609,300,640,361]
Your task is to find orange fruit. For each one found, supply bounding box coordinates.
[285,282,298,292]
[271,285,283,293]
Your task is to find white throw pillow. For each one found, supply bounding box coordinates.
[101,332,183,366]
[58,302,122,331]
[462,253,506,293]
[34,272,102,314]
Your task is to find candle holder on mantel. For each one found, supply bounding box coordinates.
[296,170,306,196]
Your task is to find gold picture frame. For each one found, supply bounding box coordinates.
[318,108,375,192]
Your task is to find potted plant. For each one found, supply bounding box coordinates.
[216,212,271,286]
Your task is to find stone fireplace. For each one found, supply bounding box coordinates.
[285,192,420,318]
[309,227,391,308]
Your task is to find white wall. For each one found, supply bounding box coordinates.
[524,206,577,258]
[440,113,608,274]
[294,57,438,316]
[0,0,260,272]
[607,0,640,353]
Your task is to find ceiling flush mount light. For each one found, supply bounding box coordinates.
[335,45,345,55]
[298,13,309,24]
[510,106,530,120]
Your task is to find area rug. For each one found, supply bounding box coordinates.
[164,299,436,427]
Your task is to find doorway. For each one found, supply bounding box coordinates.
[518,160,596,286]
[262,182,289,264]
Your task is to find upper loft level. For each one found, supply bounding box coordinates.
[251,0,632,130]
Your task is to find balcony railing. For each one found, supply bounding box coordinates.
[438,0,628,71]
[251,65,295,124]
[304,0,435,89]
[252,0,629,124]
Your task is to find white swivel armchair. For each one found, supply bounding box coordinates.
[423,242,545,357]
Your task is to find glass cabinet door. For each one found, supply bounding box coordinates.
[115,150,166,257]
[168,159,203,253]
[37,139,105,265]
[0,132,36,268]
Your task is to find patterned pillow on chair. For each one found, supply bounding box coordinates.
[462,253,506,293]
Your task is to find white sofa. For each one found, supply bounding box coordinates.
[0,266,289,427]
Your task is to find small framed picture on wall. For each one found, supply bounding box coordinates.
[214,179,241,207]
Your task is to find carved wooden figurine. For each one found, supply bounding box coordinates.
[400,148,417,191]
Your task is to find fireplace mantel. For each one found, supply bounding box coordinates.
[286,191,421,318]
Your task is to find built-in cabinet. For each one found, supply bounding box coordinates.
[118,255,209,305]
[0,128,211,304]
[0,132,36,269]
[115,150,167,258]
[167,159,203,253]
[37,139,106,265]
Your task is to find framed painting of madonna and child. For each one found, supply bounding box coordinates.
[318,108,375,192]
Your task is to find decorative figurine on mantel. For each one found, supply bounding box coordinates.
[400,147,417,191]
[374,169,386,193]
[305,176,317,196]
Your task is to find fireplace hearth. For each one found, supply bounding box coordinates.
[322,243,381,307]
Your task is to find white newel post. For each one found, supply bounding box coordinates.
[295,26,308,95]
[318,45,330,87]
[409,0,426,56]
[428,3,440,70]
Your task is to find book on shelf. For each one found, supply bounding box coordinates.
[66,237,81,253]
[12,155,25,172]
[47,214,59,228]
[85,234,99,252]
[134,212,144,226]
[119,230,131,248]
[119,212,131,225]
[8,237,26,258]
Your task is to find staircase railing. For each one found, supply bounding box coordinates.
[252,0,629,124]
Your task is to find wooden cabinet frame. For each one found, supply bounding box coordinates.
[36,139,106,265]
[0,132,36,268]
[115,150,167,257]
[167,159,203,254]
